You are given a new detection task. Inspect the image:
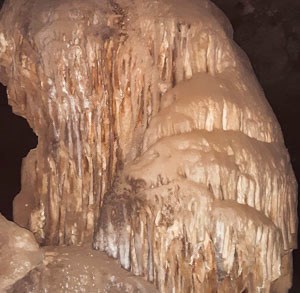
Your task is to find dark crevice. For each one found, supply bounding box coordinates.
[0,83,38,220]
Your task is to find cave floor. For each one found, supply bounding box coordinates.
[9,246,157,293]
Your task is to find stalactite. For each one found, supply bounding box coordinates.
[0,0,297,292]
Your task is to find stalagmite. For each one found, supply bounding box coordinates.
[0,0,297,292]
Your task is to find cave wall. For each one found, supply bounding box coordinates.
[0,0,297,292]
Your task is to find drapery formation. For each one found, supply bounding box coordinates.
[0,0,297,292]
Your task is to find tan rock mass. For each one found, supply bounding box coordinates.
[0,0,297,292]
[0,214,43,292]
[8,246,158,293]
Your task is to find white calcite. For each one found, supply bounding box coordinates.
[0,0,297,292]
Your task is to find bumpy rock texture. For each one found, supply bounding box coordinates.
[0,0,297,292]
[0,214,43,291]
[9,246,157,293]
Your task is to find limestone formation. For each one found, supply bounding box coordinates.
[0,214,43,292]
[0,0,297,292]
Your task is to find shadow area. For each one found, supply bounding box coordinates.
[0,84,38,220]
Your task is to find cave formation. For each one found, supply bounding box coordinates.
[0,0,298,292]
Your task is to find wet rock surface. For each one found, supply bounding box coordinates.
[212,0,300,178]
[0,0,297,292]
[209,1,300,290]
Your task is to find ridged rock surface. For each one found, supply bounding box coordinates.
[0,0,297,292]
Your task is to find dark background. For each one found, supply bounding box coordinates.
[0,0,299,291]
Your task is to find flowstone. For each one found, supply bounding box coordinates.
[0,0,297,292]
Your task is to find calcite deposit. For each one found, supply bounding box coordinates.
[0,0,297,292]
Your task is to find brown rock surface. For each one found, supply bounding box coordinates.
[0,0,297,292]
[8,246,158,293]
[0,214,43,292]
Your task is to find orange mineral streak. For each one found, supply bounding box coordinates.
[0,0,297,292]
